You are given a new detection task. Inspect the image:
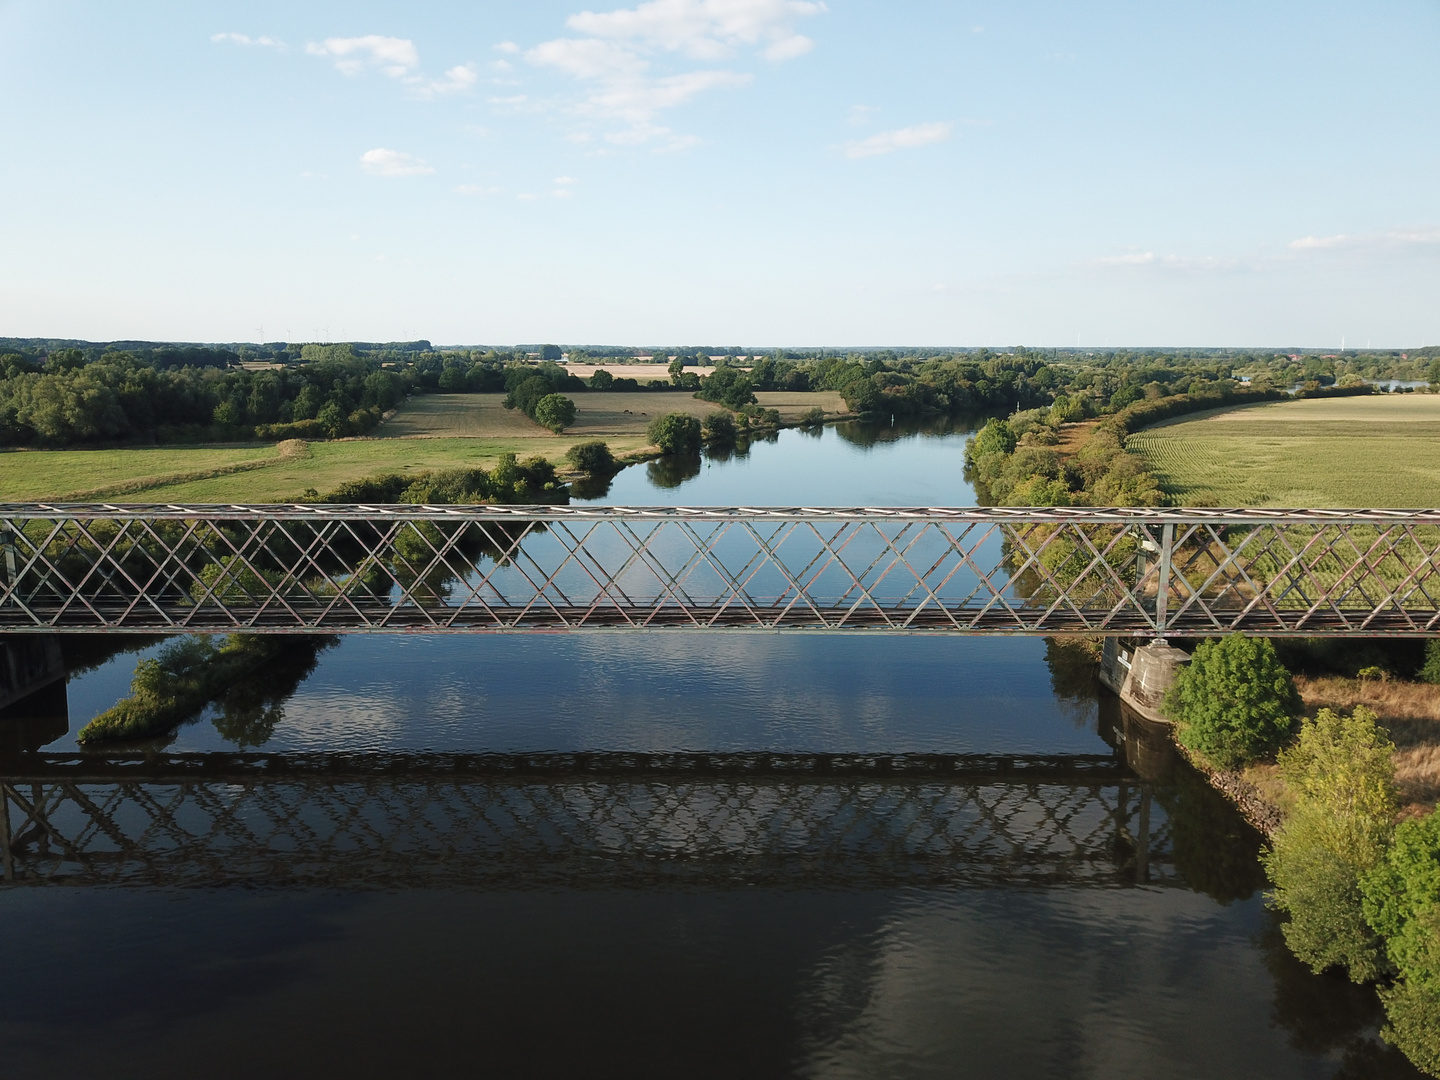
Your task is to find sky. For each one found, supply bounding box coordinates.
[1,0,1437,348]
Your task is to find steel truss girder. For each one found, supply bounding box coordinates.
[2,505,1440,636]
[0,751,1172,890]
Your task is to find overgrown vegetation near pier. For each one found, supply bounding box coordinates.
[1159,634,1440,1075]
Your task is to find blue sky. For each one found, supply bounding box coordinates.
[1,0,1437,347]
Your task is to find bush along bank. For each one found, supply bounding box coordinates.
[965,385,1286,507]
[1161,632,1440,1076]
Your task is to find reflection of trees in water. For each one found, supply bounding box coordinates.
[831,414,977,449]
[568,473,614,500]
[1044,637,1102,730]
[646,455,703,489]
[1259,916,1424,1078]
[209,637,338,748]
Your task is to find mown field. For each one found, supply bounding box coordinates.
[1129,395,1440,507]
[0,390,846,503]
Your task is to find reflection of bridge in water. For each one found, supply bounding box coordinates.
[4,505,1440,635]
[0,752,1175,890]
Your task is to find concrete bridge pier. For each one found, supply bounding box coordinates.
[1100,638,1191,725]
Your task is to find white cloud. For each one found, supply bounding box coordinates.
[1092,251,1156,266]
[359,148,435,177]
[554,176,580,184]
[488,94,530,106]
[847,104,878,126]
[566,0,826,60]
[307,35,420,77]
[527,0,822,147]
[412,63,479,98]
[212,32,284,49]
[1290,227,1440,253]
[845,121,952,159]
[494,41,522,54]
[454,184,503,196]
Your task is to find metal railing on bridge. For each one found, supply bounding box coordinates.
[3,504,1440,635]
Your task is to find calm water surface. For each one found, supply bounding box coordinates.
[0,420,1419,1078]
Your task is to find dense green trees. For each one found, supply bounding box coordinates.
[1164,635,1300,769]
[647,412,702,455]
[0,348,407,446]
[697,367,756,410]
[1266,707,1397,981]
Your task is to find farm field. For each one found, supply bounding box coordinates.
[1129,395,1440,507]
[0,390,846,503]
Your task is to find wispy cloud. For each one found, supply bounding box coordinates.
[304,35,478,99]
[845,121,952,159]
[307,35,419,77]
[360,148,435,177]
[454,183,503,196]
[212,32,285,49]
[527,0,824,148]
[847,104,879,126]
[1289,227,1440,253]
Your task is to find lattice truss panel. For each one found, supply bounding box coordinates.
[3,505,1439,634]
[0,755,1170,889]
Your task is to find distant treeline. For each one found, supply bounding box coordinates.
[3,336,1436,450]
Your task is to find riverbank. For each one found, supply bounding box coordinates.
[1163,672,1440,836]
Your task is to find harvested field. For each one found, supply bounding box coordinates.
[1128,395,1440,507]
[1296,674,1440,815]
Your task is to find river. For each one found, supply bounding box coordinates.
[0,418,1421,1078]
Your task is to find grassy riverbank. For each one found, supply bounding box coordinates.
[0,390,847,502]
[1129,396,1440,507]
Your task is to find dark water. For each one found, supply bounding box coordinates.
[0,420,1420,1079]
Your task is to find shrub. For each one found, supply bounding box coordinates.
[1362,814,1440,1072]
[533,393,577,432]
[1163,634,1300,769]
[798,406,825,427]
[647,412,702,455]
[565,440,615,475]
[1420,639,1440,684]
[1264,707,1397,982]
[701,411,736,446]
[965,418,1017,465]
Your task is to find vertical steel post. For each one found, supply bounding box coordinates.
[1,527,15,590]
[1154,524,1174,636]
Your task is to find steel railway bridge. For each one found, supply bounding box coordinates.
[2,504,1440,636]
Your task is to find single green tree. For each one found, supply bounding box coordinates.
[533,394,577,433]
[1163,634,1300,769]
[647,412,702,455]
[565,440,615,474]
[588,368,614,390]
